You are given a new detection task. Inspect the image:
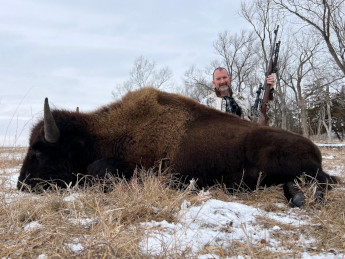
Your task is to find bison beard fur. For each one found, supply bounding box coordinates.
[18,87,338,207]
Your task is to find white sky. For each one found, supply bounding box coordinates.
[0,0,249,145]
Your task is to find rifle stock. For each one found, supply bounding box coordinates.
[258,26,281,126]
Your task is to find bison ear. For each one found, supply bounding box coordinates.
[44,98,60,143]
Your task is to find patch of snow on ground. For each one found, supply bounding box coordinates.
[63,193,80,202]
[300,252,340,259]
[316,143,345,147]
[69,217,97,228]
[265,207,312,226]
[0,170,35,204]
[327,166,345,177]
[322,155,335,159]
[140,198,345,258]
[66,239,84,253]
[1,167,21,189]
[140,199,318,257]
[0,152,26,160]
[24,221,42,231]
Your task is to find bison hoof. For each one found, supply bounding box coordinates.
[290,193,305,207]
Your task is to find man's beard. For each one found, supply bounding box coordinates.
[217,84,230,94]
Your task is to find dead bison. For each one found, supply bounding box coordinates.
[18,87,338,206]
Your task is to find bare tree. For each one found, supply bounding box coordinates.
[330,86,345,140]
[305,61,344,140]
[241,0,288,126]
[323,85,333,141]
[274,0,345,75]
[183,65,213,102]
[113,55,173,98]
[273,42,291,129]
[213,30,259,94]
[183,30,259,103]
[241,0,282,66]
[280,34,322,137]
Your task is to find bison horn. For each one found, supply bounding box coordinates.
[44,98,60,143]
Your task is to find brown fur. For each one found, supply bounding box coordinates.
[87,88,194,167]
[18,87,338,207]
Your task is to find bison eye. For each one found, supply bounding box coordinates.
[35,151,44,162]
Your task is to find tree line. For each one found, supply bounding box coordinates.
[114,0,345,141]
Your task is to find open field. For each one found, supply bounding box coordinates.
[0,145,344,258]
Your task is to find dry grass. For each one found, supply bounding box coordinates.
[0,167,191,257]
[0,146,344,258]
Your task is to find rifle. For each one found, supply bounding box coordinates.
[250,83,264,117]
[258,25,281,126]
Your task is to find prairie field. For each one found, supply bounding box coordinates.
[0,145,344,258]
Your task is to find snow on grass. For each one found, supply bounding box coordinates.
[322,155,335,159]
[0,166,21,189]
[139,199,320,257]
[65,239,84,253]
[69,217,97,228]
[316,143,345,147]
[0,152,26,160]
[327,166,345,177]
[0,164,35,204]
[24,221,43,231]
[63,193,81,202]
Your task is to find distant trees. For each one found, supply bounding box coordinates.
[183,28,261,108]
[272,0,345,140]
[183,0,345,140]
[113,55,173,98]
[213,30,259,94]
[274,0,345,76]
[183,66,213,102]
[330,87,345,140]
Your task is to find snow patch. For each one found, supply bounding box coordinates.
[66,241,84,253]
[316,143,345,148]
[63,193,80,202]
[140,199,328,257]
[322,155,334,159]
[24,221,42,231]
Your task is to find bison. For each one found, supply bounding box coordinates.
[18,87,338,207]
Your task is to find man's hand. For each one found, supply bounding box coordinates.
[267,74,275,89]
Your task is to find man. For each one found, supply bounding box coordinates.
[202,67,275,121]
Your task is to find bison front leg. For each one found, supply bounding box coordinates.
[87,157,137,179]
[283,182,305,207]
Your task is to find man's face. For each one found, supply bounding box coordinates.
[212,69,231,96]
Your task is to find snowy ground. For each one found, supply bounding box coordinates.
[140,199,339,259]
[315,143,345,148]
[1,146,344,258]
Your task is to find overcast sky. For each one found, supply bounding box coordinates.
[0,0,249,146]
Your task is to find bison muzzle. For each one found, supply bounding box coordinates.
[17,87,338,207]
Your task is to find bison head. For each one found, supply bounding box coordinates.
[17,98,92,192]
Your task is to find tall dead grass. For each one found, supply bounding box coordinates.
[0,165,195,258]
[0,146,344,258]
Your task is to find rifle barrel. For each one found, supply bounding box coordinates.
[259,25,280,126]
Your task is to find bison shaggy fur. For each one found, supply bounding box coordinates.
[18,87,338,206]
